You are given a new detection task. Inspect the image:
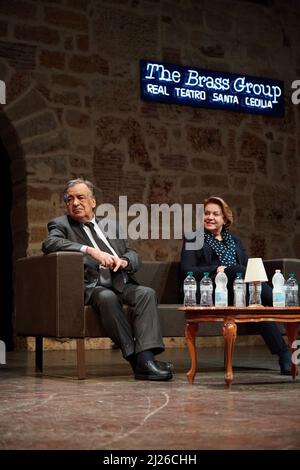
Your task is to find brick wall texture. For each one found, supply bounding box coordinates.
[0,0,299,263]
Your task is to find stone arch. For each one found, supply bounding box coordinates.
[0,107,28,350]
[0,67,68,349]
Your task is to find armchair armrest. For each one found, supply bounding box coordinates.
[15,252,85,338]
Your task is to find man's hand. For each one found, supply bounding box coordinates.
[86,247,128,271]
[86,246,115,268]
[112,256,128,272]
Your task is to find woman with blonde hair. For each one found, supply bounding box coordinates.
[181,196,291,375]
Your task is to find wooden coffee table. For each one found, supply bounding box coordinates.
[178,306,300,387]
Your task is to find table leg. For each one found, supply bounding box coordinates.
[185,322,198,384]
[223,320,237,388]
[285,322,299,380]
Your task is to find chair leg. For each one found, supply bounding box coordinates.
[35,336,43,373]
[76,338,86,379]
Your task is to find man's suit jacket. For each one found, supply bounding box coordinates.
[180,231,248,282]
[42,214,140,303]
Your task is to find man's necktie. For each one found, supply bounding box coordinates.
[84,221,128,292]
[84,222,114,255]
[84,222,113,287]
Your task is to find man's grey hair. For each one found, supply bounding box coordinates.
[63,178,95,202]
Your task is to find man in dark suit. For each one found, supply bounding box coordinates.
[42,178,173,381]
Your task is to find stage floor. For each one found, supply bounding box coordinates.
[1,346,300,450]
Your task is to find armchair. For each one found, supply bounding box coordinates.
[15,252,181,379]
[15,252,108,379]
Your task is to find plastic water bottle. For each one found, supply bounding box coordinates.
[233,272,246,307]
[200,272,213,306]
[249,282,262,306]
[215,268,228,306]
[285,272,299,306]
[183,272,197,306]
[272,269,285,307]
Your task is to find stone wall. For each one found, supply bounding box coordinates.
[1,0,299,264]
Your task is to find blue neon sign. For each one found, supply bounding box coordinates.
[140,60,284,117]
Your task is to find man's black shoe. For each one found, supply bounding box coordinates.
[154,360,174,371]
[135,360,173,381]
[279,350,292,376]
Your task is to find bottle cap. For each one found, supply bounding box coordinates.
[288,272,294,277]
[204,272,209,276]
[187,271,193,276]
